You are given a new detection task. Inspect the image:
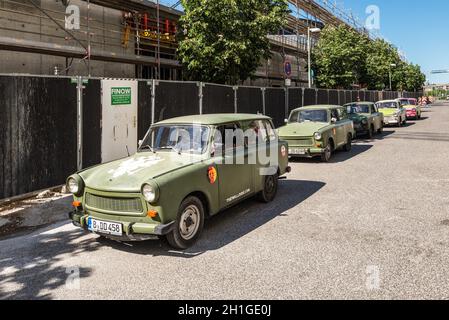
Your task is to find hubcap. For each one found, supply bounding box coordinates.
[179,205,200,240]
[325,146,331,160]
[265,176,275,194]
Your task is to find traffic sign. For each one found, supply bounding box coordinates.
[284,60,292,77]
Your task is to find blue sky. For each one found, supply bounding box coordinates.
[159,0,449,84]
[340,0,449,84]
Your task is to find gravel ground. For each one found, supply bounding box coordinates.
[1,103,449,300]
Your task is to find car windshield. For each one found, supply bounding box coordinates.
[139,125,210,155]
[289,109,328,123]
[346,104,371,114]
[408,99,417,106]
[377,102,398,109]
[398,99,410,106]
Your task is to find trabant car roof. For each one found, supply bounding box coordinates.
[343,101,374,105]
[154,114,272,126]
[290,105,342,113]
[376,100,398,104]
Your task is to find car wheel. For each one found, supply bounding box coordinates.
[367,125,374,139]
[377,125,383,134]
[258,172,278,203]
[166,196,205,250]
[321,143,332,162]
[344,134,352,152]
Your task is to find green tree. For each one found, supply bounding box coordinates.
[177,0,289,84]
[312,25,370,89]
[365,39,401,90]
[312,26,426,92]
[393,63,426,92]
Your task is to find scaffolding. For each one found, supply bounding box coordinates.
[0,0,181,77]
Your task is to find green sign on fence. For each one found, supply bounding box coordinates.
[111,87,132,105]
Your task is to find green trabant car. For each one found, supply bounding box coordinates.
[375,100,407,127]
[67,114,290,250]
[278,105,354,162]
[344,102,384,138]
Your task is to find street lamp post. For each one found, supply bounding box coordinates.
[308,27,321,88]
[389,63,397,91]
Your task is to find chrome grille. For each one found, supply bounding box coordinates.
[285,138,314,147]
[85,193,143,213]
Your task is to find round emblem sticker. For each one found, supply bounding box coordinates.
[281,145,287,157]
[207,166,218,184]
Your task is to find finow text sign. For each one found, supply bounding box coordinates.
[111,87,132,105]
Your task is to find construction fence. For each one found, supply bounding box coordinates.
[0,74,422,200]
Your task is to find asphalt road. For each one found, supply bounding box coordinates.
[1,102,449,300]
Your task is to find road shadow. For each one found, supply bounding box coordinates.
[98,179,326,258]
[290,144,373,164]
[0,223,97,299]
[355,130,395,143]
[384,131,449,143]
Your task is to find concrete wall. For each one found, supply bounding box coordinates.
[0,0,135,77]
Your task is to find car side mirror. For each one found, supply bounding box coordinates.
[331,118,337,123]
[138,140,143,147]
[284,119,288,123]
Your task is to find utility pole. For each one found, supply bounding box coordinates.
[308,27,321,88]
[156,0,161,80]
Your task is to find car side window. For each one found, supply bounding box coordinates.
[337,108,347,120]
[263,120,277,142]
[214,123,243,155]
[331,109,340,122]
[242,120,267,145]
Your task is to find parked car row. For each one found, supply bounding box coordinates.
[66,97,424,249]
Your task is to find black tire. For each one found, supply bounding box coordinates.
[321,142,332,162]
[258,172,278,203]
[367,125,374,139]
[166,196,205,250]
[344,134,352,152]
[377,125,383,134]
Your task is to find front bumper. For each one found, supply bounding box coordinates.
[69,210,175,241]
[353,123,369,134]
[288,146,324,158]
[406,111,417,118]
[384,116,400,125]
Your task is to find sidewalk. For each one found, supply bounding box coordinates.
[0,190,72,239]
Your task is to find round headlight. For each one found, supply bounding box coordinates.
[362,119,368,125]
[314,132,322,141]
[142,184,158,203]
[67,178,79,194]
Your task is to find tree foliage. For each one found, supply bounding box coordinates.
[313,25,426,91]
[177,0,289,85]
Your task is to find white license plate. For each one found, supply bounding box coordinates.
[290,148,306,155]
[87,218,123,237]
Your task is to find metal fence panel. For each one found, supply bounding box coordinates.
[236,87,264,114]
[82,79,102,169]
[344,91,352,105]
[351,91,359,102]
[287,88,303,114]
[329,90,339,105]
[203,84,235,114]
[0,76,77,199]
[138,81,153,139]
[154,81,199,122]
[317,89,329,104]
[304,88,316,106]
[264,88,286,128]
[358,91,366,102]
